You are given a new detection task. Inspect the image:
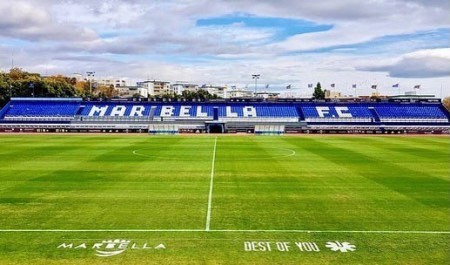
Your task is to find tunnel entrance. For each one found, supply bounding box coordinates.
[206,123,225,133]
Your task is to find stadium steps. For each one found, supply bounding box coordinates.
[438,104,450,122]
[368,107,381,123]
[296,106,305,121]
[0,101,11,120]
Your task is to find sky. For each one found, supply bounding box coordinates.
[0,0,449,97]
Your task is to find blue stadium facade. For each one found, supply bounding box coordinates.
[0,97,449,134]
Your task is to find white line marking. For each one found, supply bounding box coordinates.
[205,136,218,231]
[277,148,296,158]
[0,229,448,234]
[0,229,203,232]
[209,229,450,234]
[132,149,147,158]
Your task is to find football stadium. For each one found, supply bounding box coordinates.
[0,97,449,264]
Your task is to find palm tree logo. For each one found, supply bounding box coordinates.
[325,241,356,252]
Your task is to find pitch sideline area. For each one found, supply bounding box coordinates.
[0,135,448,264]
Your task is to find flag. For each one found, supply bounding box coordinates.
[392,83,399,88]
[331,83,335,88]
[308,83,313,88]
[352,84,357,88]
[414,85,421,89]
[265,84,269,89]
[286,84,291,89]
[371,85,377,89]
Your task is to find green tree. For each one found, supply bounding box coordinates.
[313,82,325,100]
[161,93,172,101]
[0,72,11,107]
[179,89,218,101]
[42,76,78,97]
[97,85,118,98]
[181,90,195,100]
[0,69,80,108]
[74,80,91,97]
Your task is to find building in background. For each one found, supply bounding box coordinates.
[71,74,128,88]
[117,86,148,98]
[97,79,127,88]
[138,80,172,96]
[228,86,253,98]
[172,82,198,95]
[200,84,228,98]
[325,90,343,99]
[254,92,280,99]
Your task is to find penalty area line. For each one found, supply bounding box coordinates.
[0,229,449,234]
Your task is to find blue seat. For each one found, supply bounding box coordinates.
[375,104,447,120]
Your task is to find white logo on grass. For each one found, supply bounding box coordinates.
[325,241,356,252]
[57,239,165,257]
[94,239,130,257]
[155,244,166,250]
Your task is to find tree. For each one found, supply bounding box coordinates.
[74,80,89,97]
[181,90,195,100]
[443,96,450,111]
[42,75,78,97]
[312,82,325,100]
[0,69,80,108]
[9,67,29,80]
[161,93,172,101]
[0,72,11,107]
[179,89,218,101]
[97,85,118,98]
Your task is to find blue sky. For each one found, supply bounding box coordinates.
[0,0,449,97]
[197,14,333,42]
[287,28,450,55]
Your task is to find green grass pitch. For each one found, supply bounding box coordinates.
[0,134,448,264]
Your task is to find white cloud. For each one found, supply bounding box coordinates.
[270,2,449,52]
[0,0,97,41]
[359,48,450,78]
[0,0,449,97]
[405,48,450,59]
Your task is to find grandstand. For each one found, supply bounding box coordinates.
[0,97,449,134]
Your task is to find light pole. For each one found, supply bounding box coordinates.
[29,83,35,97]
[86,71,95,95]
[252,74,260,95]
